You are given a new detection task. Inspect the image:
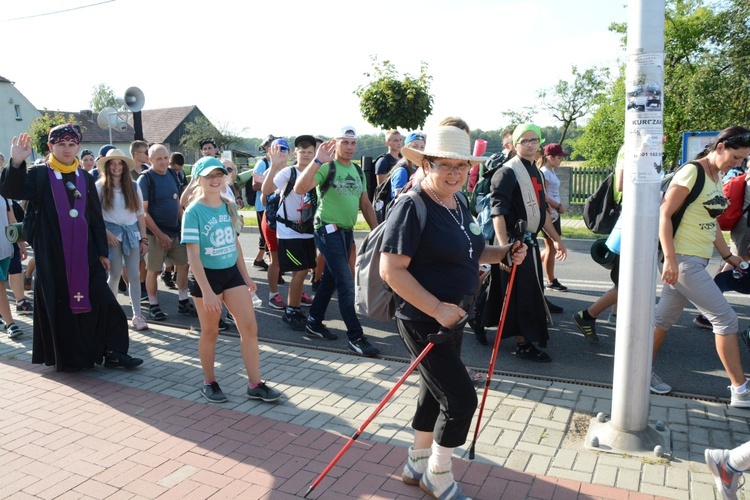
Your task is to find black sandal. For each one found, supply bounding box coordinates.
[149,306,167,321]
[514,344,552,363]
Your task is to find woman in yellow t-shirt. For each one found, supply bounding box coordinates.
[653,126,750,404]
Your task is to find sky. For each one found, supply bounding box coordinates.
[1,0,628,139]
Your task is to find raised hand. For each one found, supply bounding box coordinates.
[315,140,336,163]
[10,133,32,166]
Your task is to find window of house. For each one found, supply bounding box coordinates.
[14,105,21,120]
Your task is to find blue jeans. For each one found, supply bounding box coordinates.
[309,227,363,341]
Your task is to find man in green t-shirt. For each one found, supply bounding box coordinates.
[293,126,380,356]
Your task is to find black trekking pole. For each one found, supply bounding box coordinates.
[469,219,527,460]
[304,313,470,498]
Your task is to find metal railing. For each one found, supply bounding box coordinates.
[569,166,611,204]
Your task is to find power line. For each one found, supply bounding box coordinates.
[0,0,114,22]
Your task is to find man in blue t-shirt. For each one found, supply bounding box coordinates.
[374,129,403,186]
[138,144,194,322]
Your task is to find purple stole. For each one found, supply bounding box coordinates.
[47,168,91,314]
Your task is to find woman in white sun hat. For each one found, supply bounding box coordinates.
[380,117,527,499]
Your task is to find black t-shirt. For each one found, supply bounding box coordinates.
[489,156,548,235]
[374,153,401,176]
[380,186,485,322]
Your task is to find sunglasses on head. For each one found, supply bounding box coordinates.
[723,132,750,148]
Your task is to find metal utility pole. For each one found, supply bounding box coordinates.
[585,0,670,457]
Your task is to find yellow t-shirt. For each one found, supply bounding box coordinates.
[672,163,727,259]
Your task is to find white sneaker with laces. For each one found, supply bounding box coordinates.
[705,448,743,500]
[730,385,750,408]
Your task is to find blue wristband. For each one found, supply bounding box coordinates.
[313,157,323,166]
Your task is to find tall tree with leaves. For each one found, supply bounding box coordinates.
[90,84,118,113]
[538,66,607,145]
[27,112,79,157]
[500,106,537,130]
[180,116,243,154]
[356,57,433,131]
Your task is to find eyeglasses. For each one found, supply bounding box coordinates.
[517,139,540,147]
[226,168,234,172]
[429,161,471,174]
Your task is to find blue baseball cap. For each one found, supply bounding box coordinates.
[404,132,426,145]
[272,138,290,151]
[192,156,228,177]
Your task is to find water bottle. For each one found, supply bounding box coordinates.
[252,292,262,308]
[733,261,749,279]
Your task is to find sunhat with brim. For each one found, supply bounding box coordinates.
[401,125,486,166]
[193,156,229,177]
[95,149,135,171]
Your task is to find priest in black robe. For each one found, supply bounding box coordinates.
[482,124,567,362]
[2,126,142,372]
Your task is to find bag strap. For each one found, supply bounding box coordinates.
[671,161,705,236]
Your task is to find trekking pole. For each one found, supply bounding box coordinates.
[469,220,527,460]
[304,314,470,498]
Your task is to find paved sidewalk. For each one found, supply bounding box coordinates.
[0,316,741,499]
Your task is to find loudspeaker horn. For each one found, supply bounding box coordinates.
[123,86,145,112]
[97,106,127,132]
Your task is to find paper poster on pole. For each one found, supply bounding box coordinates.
[624,53,664,183]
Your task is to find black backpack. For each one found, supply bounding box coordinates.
[273,168,316,234]
[470,151,506,216]
[583,171,621,235]
[660,161,705,237]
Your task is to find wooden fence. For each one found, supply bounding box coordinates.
[569,166,611,205]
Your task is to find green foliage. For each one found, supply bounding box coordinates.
[570,73,626,168]
[604,0,750,168]
[89,83,117,113]
[180,116,244,154]
[538,66,608,145]
[27,112,78,157]
[356,57,433,131]
[500,107,537,129]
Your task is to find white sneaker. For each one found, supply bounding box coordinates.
[705,448,743,500]
[650,371,672,394]
[730,385,750,408]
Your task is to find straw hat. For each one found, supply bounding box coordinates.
[95,148,135,171]
[401,125,485,165]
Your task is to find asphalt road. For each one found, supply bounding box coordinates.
[111,228,750,404]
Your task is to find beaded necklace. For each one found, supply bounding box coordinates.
[425,183,474,258]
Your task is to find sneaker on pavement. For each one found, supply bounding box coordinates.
[6,323,22,339]
[218,319,230,331]
[140,288,149,302]
[573,311,599,344]
[131,315,149,331]
[247,381,283,402]
[16,298,33,315]
[650,371,672,394]
[705,448,743,500]
[104,351,143,369]
[420,469,470,500]
[201,381,228,403]
[348,336,380,357]
[305,322,338,340]
[225,311,235,324]
[607,313,617,325]
[253,259,269,271]
[300,292,313,307]
[694,314,712,329]
[282,309,307,331]
[268,294,286,310]
[730,385,750,408]
[546,279,568,292]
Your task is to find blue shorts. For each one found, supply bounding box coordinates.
[0,256,11,282]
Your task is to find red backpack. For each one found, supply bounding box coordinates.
[717,172,747,231]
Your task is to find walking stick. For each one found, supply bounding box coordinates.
[304,315,469,498]
[469,220,527,460]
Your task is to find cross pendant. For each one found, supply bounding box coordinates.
[469,248,473,258]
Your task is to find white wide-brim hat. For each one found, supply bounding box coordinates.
[95,148,136,171]
[401,125,486,165]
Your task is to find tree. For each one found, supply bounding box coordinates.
[605,0,750,167]
[27,112,79,157]
[500,106,537,130]
[90,84,118,113]
[538,66,607,145]
[180,116,244,154]
[355,57,433,131]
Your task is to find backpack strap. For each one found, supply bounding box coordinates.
[405,190,427,232]
[671,161,705,237]
[277,167,299,225]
